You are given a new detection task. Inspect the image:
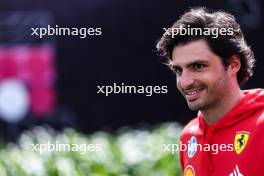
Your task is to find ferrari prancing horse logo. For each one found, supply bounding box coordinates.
[234,131,250,154]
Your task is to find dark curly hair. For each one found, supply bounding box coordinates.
[156,7,255,85]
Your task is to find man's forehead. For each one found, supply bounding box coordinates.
[172,39,210,51]
[171,40,215,66]
[171,50,211,67]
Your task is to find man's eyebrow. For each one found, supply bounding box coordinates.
[186,60,209,68]
[172,60,209,68]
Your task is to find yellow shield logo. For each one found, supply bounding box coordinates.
[234,131,250,154]
[184,165,195,176]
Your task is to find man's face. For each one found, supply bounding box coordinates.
[172,39,232,111]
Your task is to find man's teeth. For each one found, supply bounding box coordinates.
[185,88,203,95]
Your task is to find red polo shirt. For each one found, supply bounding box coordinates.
[180,89,264,176]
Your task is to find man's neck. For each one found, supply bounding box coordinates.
[201,88,245,125]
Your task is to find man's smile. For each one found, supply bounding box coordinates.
[183,87,206,101]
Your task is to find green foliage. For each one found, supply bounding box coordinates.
[0,123,183,176]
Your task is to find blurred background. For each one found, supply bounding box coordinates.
[0,0,263,175]
[0,0,264,140]
[0,0,263,140]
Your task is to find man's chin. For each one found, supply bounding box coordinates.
[187,101,203,111]
[188,106,200,111]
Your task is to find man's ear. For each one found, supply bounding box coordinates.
[228,55,241,76]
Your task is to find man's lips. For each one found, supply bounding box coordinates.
[183,87,206,101]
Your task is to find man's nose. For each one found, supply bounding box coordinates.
[178,71,195,89]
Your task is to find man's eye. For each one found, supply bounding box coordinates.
[192,64,206,70]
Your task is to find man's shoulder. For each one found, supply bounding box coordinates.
[180,117,200,138]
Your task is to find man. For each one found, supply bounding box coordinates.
[156,7,264,176]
